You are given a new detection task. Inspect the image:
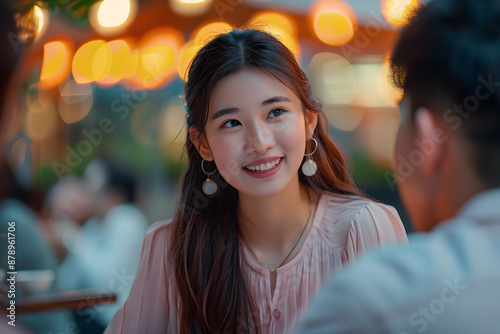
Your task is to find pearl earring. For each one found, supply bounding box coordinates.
[302,138,318,177]
[201,159,218,196]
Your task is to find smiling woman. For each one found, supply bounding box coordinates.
[104,28,409,334]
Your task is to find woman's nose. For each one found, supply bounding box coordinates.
[244,123,275,154]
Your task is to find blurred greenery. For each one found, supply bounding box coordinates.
[13,0,100,20]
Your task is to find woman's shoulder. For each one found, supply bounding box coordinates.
[142,219,174,247]
[134,219,175,280]
[146,218,174,236]
[317,191,407,246]
[320,192,398,222]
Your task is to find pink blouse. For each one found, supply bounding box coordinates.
[104,192,408,333]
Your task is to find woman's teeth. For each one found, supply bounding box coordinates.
[244,158,282,172]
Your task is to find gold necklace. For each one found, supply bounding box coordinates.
[243,190,313,272]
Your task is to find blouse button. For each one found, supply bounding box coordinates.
[273,309,281,319]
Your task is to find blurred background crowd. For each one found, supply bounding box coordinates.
[0,0,421,332]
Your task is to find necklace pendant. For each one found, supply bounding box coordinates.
[264,264,276,271]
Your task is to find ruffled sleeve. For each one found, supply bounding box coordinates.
[343,201,409,263]
[104,220,179,333]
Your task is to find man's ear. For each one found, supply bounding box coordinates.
[189,128,214,161]
[305,109,319,140]
[414,107,447,174]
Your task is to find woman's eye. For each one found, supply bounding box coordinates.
[221,119,241,128]
[269,108,285,118]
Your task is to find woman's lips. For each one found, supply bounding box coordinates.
[242,157,284,179]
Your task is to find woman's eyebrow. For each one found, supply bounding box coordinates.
[212,107,239,121]
[261,96,291,106]
[211,96,291,121]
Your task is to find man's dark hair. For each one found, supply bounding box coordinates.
[390,0,500,186]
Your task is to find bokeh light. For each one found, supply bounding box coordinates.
[377,55,404,107]
[40,40,74,89]
[33,5,49,41]
[381,0,420,27]
[97,39,135,86]
[170,0,212,16]
[58,79,94,124]
[16,4,49,42]
[358,111,400,168]
[309,0,357,46]
[24,102,59,140]
[309,52,357,105]
[72,40,112,84]
[351,57,395,108]
[89,0,137,36]
[159,100,187,159]
[248,11,300,57]
[309,52,362,131]
[129,27,184,89]
[193,21,233,47]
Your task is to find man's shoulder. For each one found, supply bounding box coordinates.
[333,224,478,311]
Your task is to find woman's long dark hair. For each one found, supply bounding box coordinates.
[171,28,364,333]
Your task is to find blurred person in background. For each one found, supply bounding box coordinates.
[56,158,146,332]
[44,176,94,261]
[299,0,500,333]
[0,0,74,333]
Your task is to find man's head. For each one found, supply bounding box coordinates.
[391,0,500,231]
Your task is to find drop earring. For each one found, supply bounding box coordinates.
[201,159,218,196]
[301,137,318,176]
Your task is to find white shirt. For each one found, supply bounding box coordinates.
[299,188,500,334]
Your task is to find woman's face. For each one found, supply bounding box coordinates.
[194,69,317,198]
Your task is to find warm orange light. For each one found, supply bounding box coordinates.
[382,0,420,27]
[134,45,176,89]
[170,0,212,16]
[377,55,404,107]
[177,39,201,82]
[127,27,184,89]
[140,27,184,55]
[248,11,300,57]
[33,5,49,41]
[16,4,50,42]
[89,0,137,36]
[40,41,74,89]
[96,39,135,86]
[310,0,357,46]
[248,11,298,37]
[193,21,233,47]
[72,40,112,84]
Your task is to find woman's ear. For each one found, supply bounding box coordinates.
[189,128,214,161]
[305,109,319,140]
